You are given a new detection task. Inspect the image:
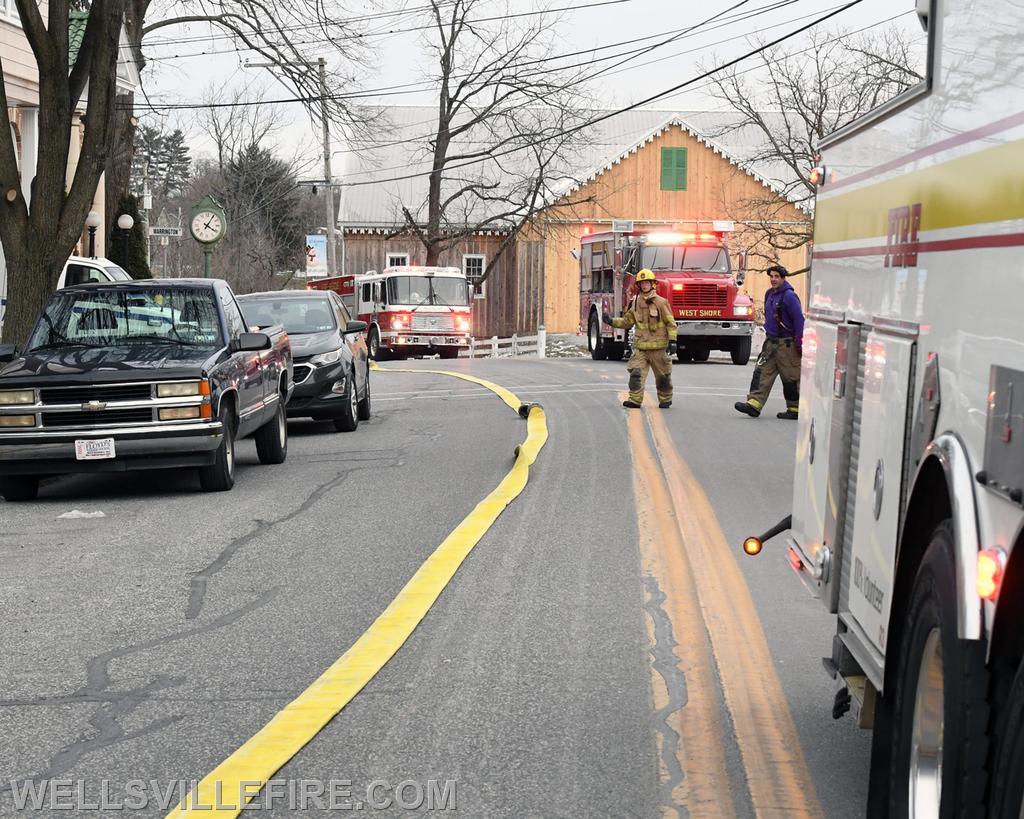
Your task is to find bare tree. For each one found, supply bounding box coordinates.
[397,0,596,281]
[704,27,925,262]
[194,85,288,172]
[0,0,127,344]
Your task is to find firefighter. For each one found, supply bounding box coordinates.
[603,268,674,409]
[734,264,804,419]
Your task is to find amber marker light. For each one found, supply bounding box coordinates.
[743,536,763,556]
[977,548,1007,601]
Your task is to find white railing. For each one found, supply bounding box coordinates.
[461,328,547,358]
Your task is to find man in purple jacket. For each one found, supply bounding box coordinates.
[734,265,804,420]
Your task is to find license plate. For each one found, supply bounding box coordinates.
[75,438,116,460]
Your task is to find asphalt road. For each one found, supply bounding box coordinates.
[0,352,870,817]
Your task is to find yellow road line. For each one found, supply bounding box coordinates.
[642,406,823,818]
[167,370,548,818]
[626,407,736,818]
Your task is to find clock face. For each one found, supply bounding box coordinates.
[191,211,224,243]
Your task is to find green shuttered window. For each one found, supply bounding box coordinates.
[660,147,688,191]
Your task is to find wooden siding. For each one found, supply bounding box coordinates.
[535,123,810,332]
[1,14,43,105]
[339,232,528,337]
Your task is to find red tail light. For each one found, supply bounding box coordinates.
[977,548,1007,600]
[787,547,804,572]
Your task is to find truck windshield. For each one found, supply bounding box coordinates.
[387,276,469,306]
[239,297,337,334]
[642,246,729,273]
[26,289,223,350]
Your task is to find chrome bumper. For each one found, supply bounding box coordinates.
[676,320,754,337]
[384,333,471,346]
[0,421,224,462]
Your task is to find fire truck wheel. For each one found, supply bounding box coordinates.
[887,521,988,817]
[0,475,39,502]
[990,657,1024,817]
[368,327,384,360]
[731,336,752,365]
[333,368,359,433]
[692,345,711,362]
[676,347,694,363]
[588,312,608,361]
[606,343,626,361]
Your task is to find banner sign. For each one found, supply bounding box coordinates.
[304,234,328,278]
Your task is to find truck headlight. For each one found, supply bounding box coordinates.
[157,380,205,397]
[0,389,34,405]
[0,414,35,427]
[311,349,343,366]
[734,305,753,316]
[159,406,201,421]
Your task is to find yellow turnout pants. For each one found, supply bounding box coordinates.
[627,348,673,405]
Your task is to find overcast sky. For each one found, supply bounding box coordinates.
[138,0,924,176]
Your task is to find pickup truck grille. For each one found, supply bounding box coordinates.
[41,408,154,428]
[673,284,728,311]
[411,313,455,332]
[40,384,153,403]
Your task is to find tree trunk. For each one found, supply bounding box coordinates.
[105,91,136,233]
[0,241,65,346]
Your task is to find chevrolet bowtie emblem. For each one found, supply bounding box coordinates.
[82,400,107,411]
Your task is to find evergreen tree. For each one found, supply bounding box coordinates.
[130,126,192,198]
[108,195,152,279]
[161,130,192,197]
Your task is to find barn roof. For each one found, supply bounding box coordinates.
[337,106,801,230]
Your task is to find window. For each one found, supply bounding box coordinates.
[361,283,373,304]
[386,253,409,268]
[64,264,105,286]
[330,292,352,324]
[660,147,688,191]
[219,289,247,338]
[463,254,486,298]
[239,296,338,335]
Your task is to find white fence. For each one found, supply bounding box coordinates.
[460,328,547,358]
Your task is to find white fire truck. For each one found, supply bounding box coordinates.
[749,0,1024,814]
[580,225,754,364]
[308,266,472,360]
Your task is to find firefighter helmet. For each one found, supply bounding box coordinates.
[636,268,656,283]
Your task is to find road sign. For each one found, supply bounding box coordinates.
[611,219,634,233]
[149,226,183,238]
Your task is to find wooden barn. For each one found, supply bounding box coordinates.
[335,108,809,337]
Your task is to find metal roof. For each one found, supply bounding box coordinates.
[337,106,800,230]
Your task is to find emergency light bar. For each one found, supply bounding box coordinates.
[644,232,724,245]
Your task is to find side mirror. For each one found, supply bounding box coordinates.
[0,344,18,363]
[735,251,748,286]
[345,320,368,334]
[233,332,272,352]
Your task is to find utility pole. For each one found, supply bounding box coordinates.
[245,57,338,277]
[318,57,338,278]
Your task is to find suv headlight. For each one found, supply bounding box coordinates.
[310,349,343,366]
[0,389,35,405]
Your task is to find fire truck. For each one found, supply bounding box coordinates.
[580,224,754,364]
[747,0,1024,814]
[308,266,472,360]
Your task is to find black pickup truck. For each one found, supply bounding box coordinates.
[0,279,292,500]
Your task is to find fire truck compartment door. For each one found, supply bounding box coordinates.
[843,329,916,658]
[789,319,839,603]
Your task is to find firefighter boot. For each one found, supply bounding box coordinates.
[734,401,761,418]
[777,409,799,420]
[659,401,672,409]
[622,400,642,409]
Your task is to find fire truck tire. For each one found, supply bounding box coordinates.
[731,336,752,365]
[368,327,384,360]
[676,347,693,363]
[989,658,1024,817]
[886,521,989,818]
[0,475,39,501]
[588,313,608,361]
[606,343,626,361]
[692,345,711,362]
[333,368,359,432]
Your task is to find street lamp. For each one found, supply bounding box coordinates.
[85,211,101,258]
[116,213,134,266]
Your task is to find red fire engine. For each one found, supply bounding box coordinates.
[580,225,754,364]
[308,266,473,360]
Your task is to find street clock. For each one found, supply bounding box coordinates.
[189,195,226,245]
